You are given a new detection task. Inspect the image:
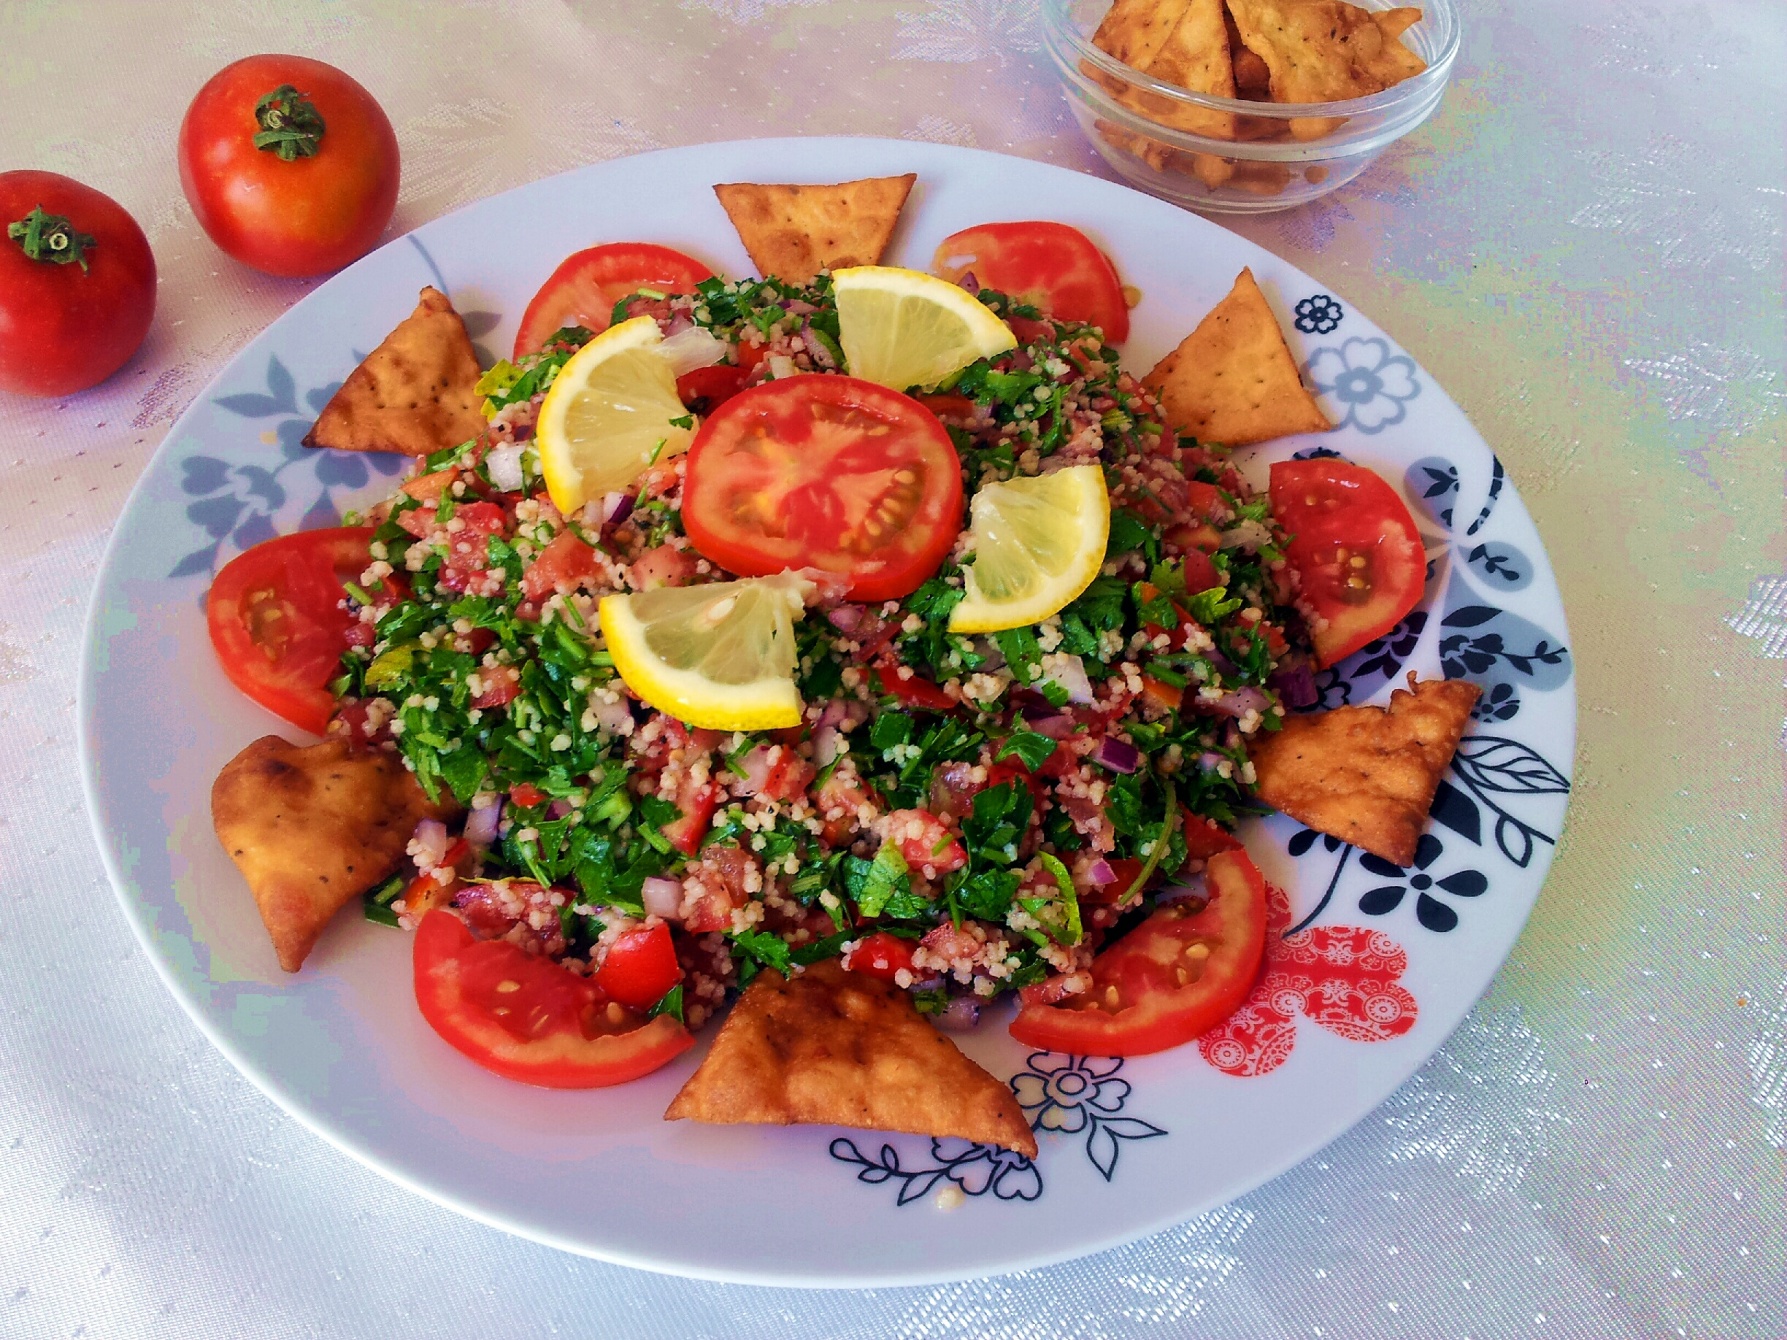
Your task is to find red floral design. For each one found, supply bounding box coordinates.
[1198,879,1418,1077]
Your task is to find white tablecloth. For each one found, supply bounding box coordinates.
[3,1,1782,1335]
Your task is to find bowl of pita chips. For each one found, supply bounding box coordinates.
[1043,0,1459,212]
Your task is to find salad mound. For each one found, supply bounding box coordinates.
[332,272,1303,1032]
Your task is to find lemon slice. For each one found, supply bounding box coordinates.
[948,465,1111,634]
[832,265,1017,392]
[600,573,812,731]
[535,315,695,514]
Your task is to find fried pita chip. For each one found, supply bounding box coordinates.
[1092,0,1194,68]
[712,175,916,284]
[1143,267,1331,445]
[1250,675,1480,866]
[665,958,1037,1156]
[1226,0,1427,138]
[212,735,458,972]
[303,286,486,456]
[1091,0,1238,140]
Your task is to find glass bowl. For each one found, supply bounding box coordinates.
[1042,0,1460,213]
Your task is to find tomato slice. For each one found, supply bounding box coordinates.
[412,910,693,1088]
[205,527,373,735]
[874,663,955,711]
[1008,848,1268,1056]
[1268,458,1427,668]
[932,221,1130,344]
[512,242,713,358]
[681,374,964,602]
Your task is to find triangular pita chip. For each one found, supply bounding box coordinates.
[1091,0,1195,68]
[1143,267,1332,445]
[303,286,486,456]
[1249,675,1480,866]
[1090,0,1237,140]
[212,735,458,971]
[1226,0,1427,137]
[712,175,916,284]
[665,958,1037,1155]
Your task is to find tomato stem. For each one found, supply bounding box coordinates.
[6,205,97,273]
[252,84,326,160]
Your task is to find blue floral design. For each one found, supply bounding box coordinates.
[1356,833,1487,933]
[1011,1053,1165,1179]
[829,1136,1041,1205]
[829,1053,1165,1203]
[170,354,407,580]
[1304,337,1420,433]
[1430,735,1571,868]
[1464,541,1532,591]
[1293,293,1344,334]
[1406,457,1459,529]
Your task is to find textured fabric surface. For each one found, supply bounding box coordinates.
[3,1,1783,1336]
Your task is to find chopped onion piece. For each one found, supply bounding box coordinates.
[641,877,683,920]
[463,799,503,849]
[656,325,727,377]
[1092,736,1141,774]
[931,996,982,1032]
[485,443,526,492]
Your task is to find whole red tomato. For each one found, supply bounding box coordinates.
[178,54,400,278]
[0,171,156,397]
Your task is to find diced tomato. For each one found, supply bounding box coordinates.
[412,910,692,1087]
[675,362,748,415]
[1074,855,1143,906]
[658,774,720,857]
[875,663,955,710]
[914,392,978,420]
[680,845,755,932]
[1180,810,1242,861]
[1007,315,1055,346]
[735,743,816,804]
[1008,849,1269,1056]
[472,664,520,709]
[630,543,698,590]
[883,808,968,874]
[815,765,877,847]
[843,931,915,981]
[508,781,546,809]
[594,922,683,1010]
[401,839,474,920]
[521,529,601,602]
[1017,973,1082,1008]
[438,502,507,594]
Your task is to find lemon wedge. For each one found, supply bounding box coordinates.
[832,265,1017,392]
[948,465,1111,634]
[600,573,812,731]
[535,316,695,515]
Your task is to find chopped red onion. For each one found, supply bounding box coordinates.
[827,603,868,634]
[1023,713,1077,740]
[1270,659,1319,710]
[641,877,683,920]
[1092,736,1142,774]
[1085,856,1118,887]
[1211,686,1271,719]
[1197,751,1228,772]
[958,270,980,295]
[816,698,850,731]
[463,800,503,849]
[931,996,982,1032]
[813,725,845,768]
[547,798,574,820]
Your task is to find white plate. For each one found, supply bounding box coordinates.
[78,137,1574,1287]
